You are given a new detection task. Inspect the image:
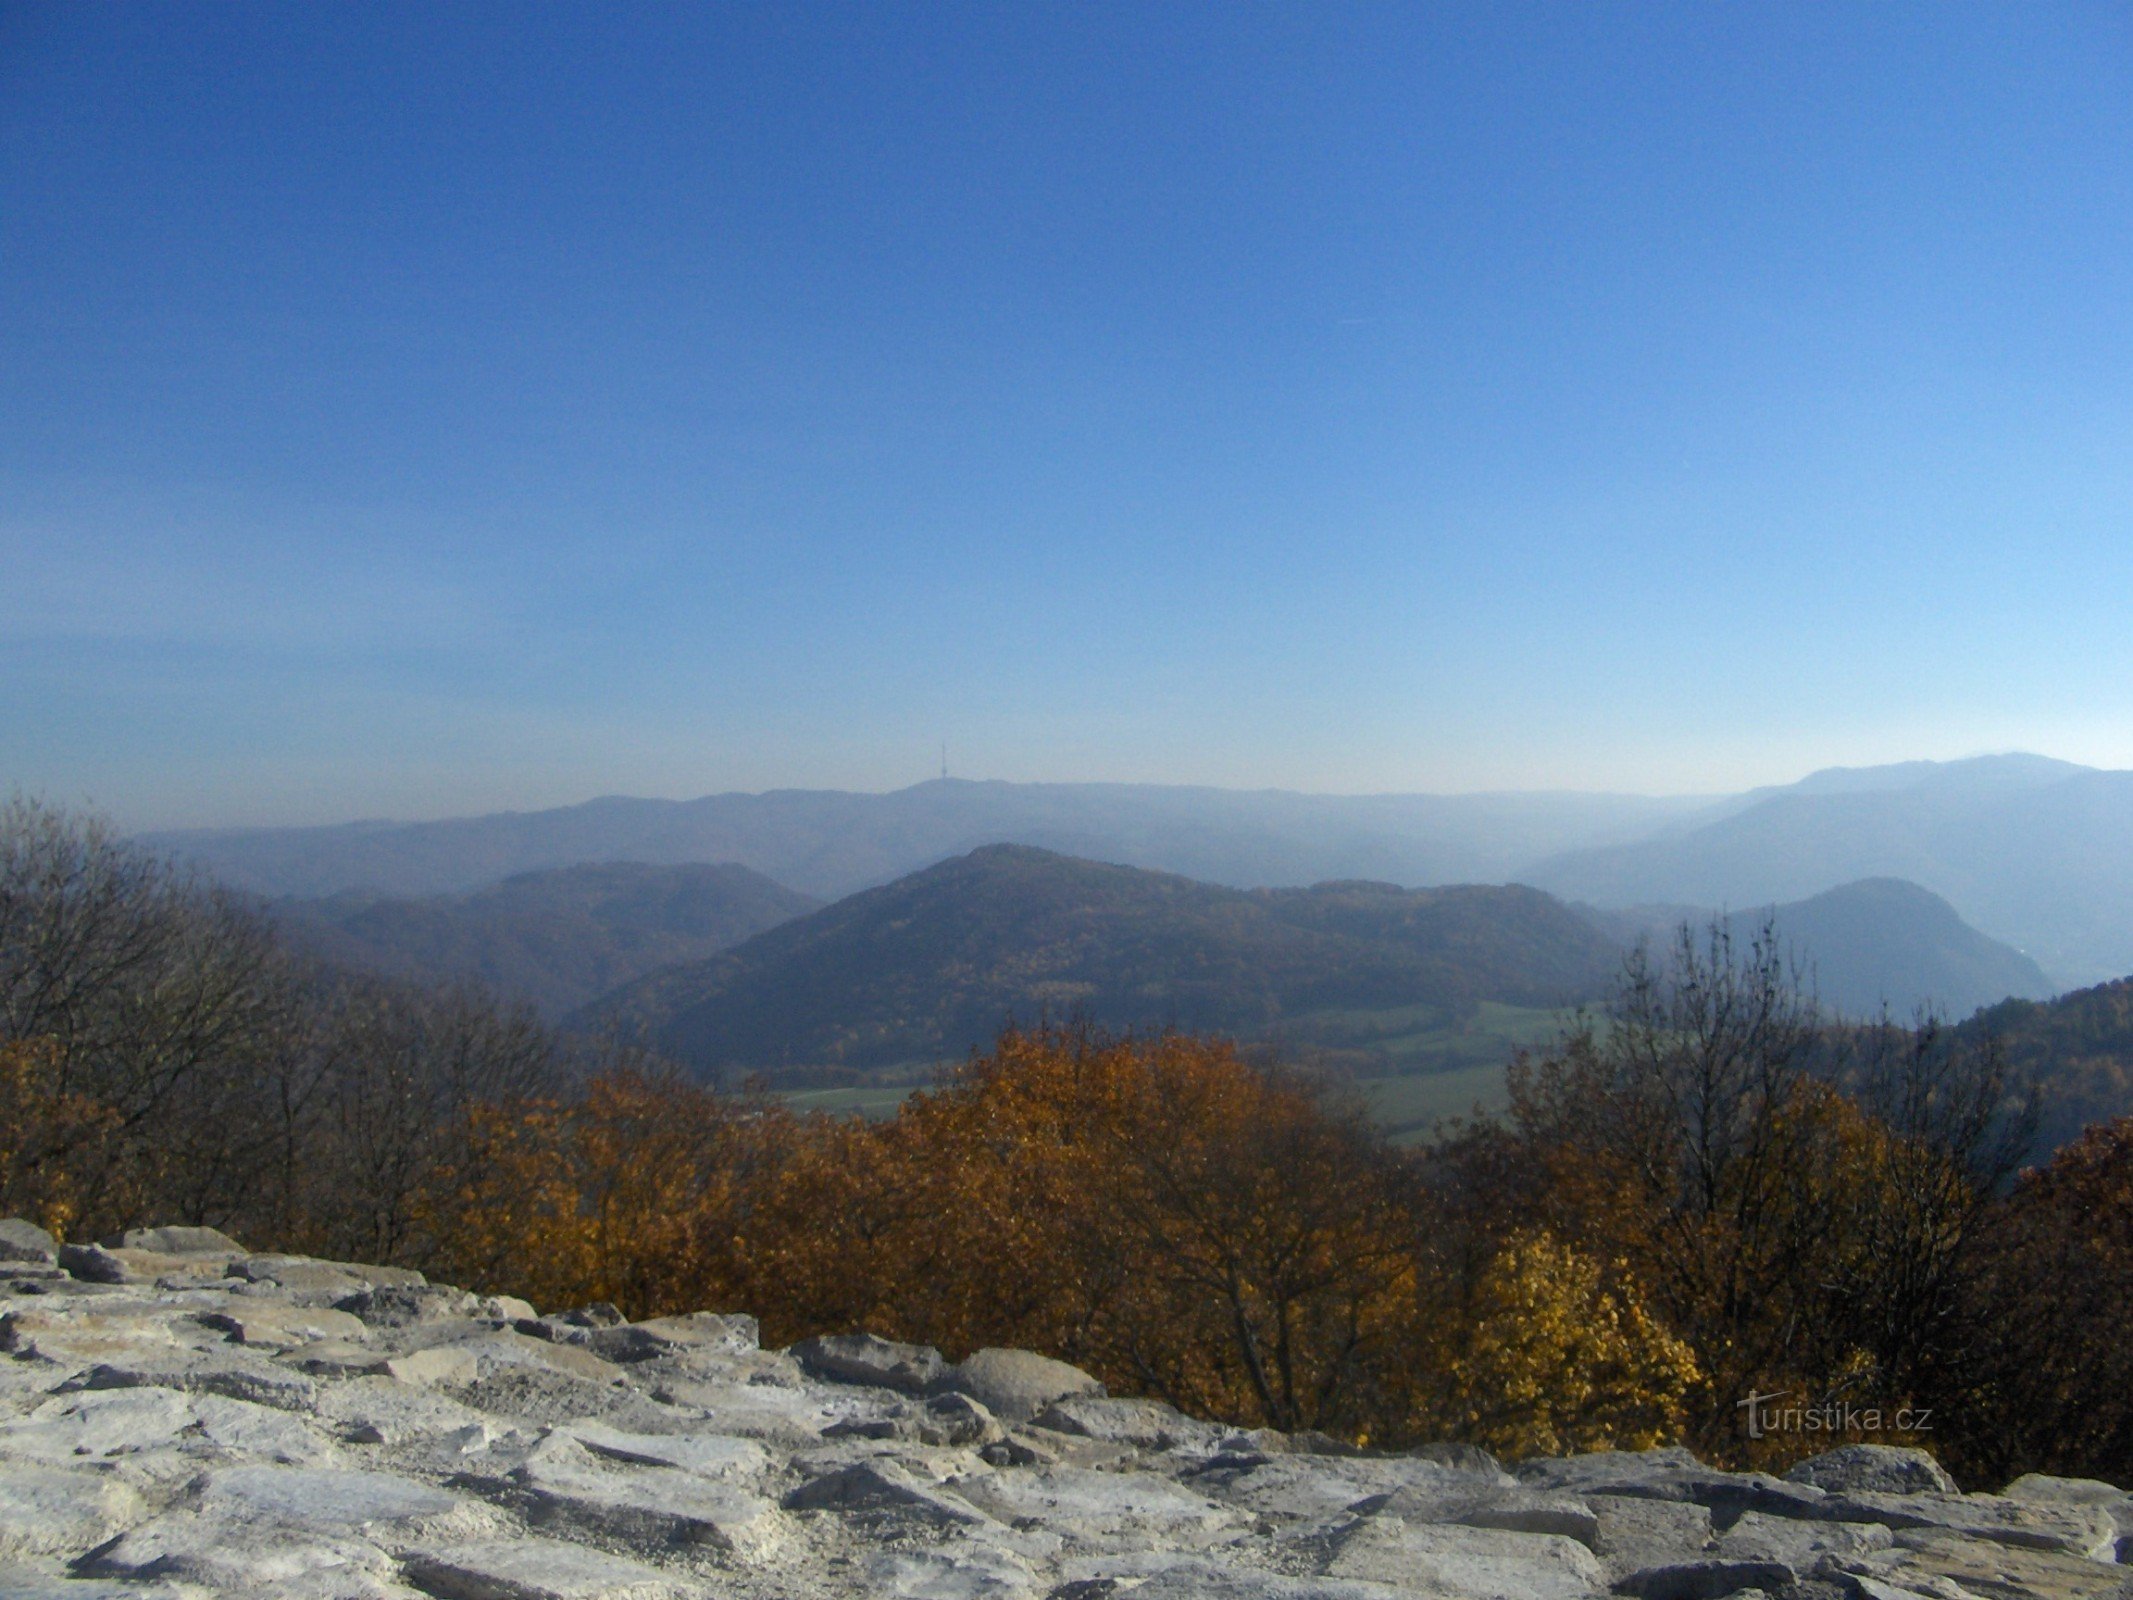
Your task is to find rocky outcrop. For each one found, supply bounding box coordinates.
[1,1224,2127,1599]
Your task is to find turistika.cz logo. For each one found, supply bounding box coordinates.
[1737,1391,1932,1440]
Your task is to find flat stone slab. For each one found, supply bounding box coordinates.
[1306,1513,1604,1600]
[477,1453,783,1556]
[784,1457,998,1529]
[402,1538,680,1600]
[791,1331,947,1394]
[76,1346,320,1411]
[560,1420,768,1480]
[1840,1527,2133,1600]
[1358,1481,1601,1548]
[200,1300,370,1348]
[1822,1489,2121,1557]
[0,1462,146,1559]
[1032,1394,1222,1451]
[0,1386,196,1460]
[954,1464,1241,1552]
[116,1225,247,1256]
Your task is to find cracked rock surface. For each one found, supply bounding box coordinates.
[1,1226,2128,1599]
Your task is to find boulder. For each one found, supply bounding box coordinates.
[1785,1442,1959,1496]
[56,1243,229,1285]
[114,1225,246,1256]
[0,1219,57,1265]
[939,1346,1104,1423]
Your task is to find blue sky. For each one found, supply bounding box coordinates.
[3,2,2129,827]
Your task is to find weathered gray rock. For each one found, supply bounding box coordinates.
[940,1346,1105,1423]
[57,1242,230,1285]
[1364,1481,1601,1548]
[0,1220,57,1265]
[1714,1507,1892,1568]
[1820,1488,2121,1557]
[1835,1527,2133,1599]
[791,1330,948,1394]
[1611,1555,1797,1599]
[1033,1394,1221,1451]
[337,1284,484,1328]
[1588,1494,1718,1584]
[955,1464,1240,1553]
[580,1311,757,1364]
[402,1537,680,1600]
[471,1447,783,1555]
[560,1420,768,1480]
[116,1225,247,1256]
[75,1345,321,1411]
[1786,1442,1960,1496]
[1304,1513,1604,1599]
[0,1462,146,1558]
[1406,1441,1513,1481]
[2006,1473,2133,1546]
[784,1456,997,1529]
[199,1299,369,1347]
[5,1224,2131,1600]
[863,1544,1038,1600]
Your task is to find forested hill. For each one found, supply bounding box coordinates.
[273,861,818,1020]
[579,844,1621,1081]
[1968,979,2133,1155]
[1581,878,2053,1020]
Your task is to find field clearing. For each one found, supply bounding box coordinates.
[1356,1062,1514,1143]
[773,1001,1574,1134]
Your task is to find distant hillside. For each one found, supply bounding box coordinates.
[1967,980,2133,1156]
[143,779,1708,902]
[1528,754,2133,985]
[582,845,1622,1082]
[275,862,817,1020]
[1581,878,2054,1020]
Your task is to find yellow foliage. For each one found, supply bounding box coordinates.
[1444,1230,1701,1458]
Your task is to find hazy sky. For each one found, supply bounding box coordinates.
[4,3,2129,828]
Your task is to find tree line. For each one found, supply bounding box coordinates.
[3,796,2130,1487]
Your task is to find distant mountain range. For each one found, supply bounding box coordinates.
[151,752,2133,1002]
[579,845,1625,1082]
[272,862,817,1020]
[145,780,1706,902]
[1525,754,2129,985]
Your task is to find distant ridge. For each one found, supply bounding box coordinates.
[1580,877,2054,1019]
[273,861,818,1020]
[1528,754,2133,985]
[581,844,1623,1082]
[144,779,1706,902]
